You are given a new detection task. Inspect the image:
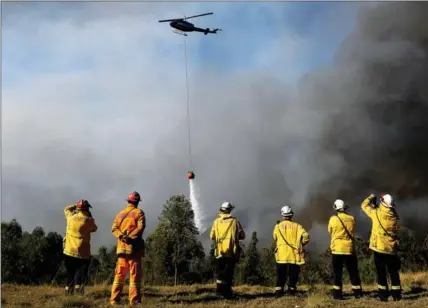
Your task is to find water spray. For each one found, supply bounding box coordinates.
[188,176,205,233]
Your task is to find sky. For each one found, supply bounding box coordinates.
[2,1,366,249]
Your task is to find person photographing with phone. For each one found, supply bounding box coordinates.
[361,193,401,302]
[63,199,97,296]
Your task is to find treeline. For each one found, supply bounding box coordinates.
[2,195,428,286]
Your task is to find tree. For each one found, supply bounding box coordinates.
[146,195,205,285]
[1,219,23,282]
[242,231,261,285]
[259,241,276,286]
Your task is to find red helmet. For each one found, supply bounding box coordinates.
[126,191,141,203]
[77,199,91,210]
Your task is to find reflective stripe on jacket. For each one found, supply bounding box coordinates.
[273,220,309,265]
[63,204,97,259]
[328,212,355,255]
[112,204,146,255]
[210,213,245,259]
[361,197,399,255]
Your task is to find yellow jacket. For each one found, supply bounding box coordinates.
[328,212,355,255]
[63,204,97,259]
[273,219,309,265]
[361,197,399,255]
[210,213,245,259]
[112,204,146,256]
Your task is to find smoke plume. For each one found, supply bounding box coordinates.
[2,3,428,249]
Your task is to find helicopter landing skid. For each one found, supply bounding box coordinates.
[173,29,188,36]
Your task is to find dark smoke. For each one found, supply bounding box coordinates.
[295,3,428,236]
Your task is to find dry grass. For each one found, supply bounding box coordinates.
[1,272,428,308]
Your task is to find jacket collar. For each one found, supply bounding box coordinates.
[219,212,232,219]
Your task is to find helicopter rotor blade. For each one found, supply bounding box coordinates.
[158,18,181,23]
[184,12,213,20]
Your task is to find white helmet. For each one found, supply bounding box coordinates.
[281,205,294,217]
[220,201,234,212]
[380,194,394,208]
[333,199,347,211]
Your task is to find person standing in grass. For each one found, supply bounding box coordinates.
[328,199,363,300]
[210,201,245,299]
[273,205,309,297]
[110,191,146,306]
[63,199,98,296]
[361,193,402,302]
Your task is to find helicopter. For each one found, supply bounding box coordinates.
[158,12,221,36]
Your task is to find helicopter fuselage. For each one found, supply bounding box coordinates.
[170,20,195,32]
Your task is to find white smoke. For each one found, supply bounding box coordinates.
[189,179,206,234]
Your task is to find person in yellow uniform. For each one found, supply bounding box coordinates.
[328,199,363,300]
[361,193,401,302]
[210,201,245,298]
[273,205,309,297]
[63,199,98,295]
[110,191,146,306]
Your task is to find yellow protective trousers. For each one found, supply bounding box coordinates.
[110,254,142,305]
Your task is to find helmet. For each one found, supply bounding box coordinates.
[333,199,347,211]
[380,193,394,208]
[281,205,293,217]
[126,191,141,203]
[77,199,91,210]
[220,201,234,212]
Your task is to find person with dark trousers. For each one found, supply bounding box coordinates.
[273,205,309,297]
[63,200,97,295]
[328,199,363,299]
[361,193,402,302]
[210,201,245,299]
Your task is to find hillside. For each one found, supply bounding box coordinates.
[2,272,427,308]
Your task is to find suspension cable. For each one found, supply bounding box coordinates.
[184,37,192,170]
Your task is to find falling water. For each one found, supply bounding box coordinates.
[189,179,205,233]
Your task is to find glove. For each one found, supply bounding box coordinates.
[87,211,93,218]
[368,193,376,201]
[119,235,129,244]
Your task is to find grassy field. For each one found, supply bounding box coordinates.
[2,272,428,308]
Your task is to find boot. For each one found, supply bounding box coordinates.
[332,289,344,300]
[391,289,402,301]
[65,286,73,296]
[377,289,388,302]
[216,283,225,298]
[287,287,297,297]
[224,284,234,299]
[75,285,84,296]
[353,288,363,299]
[274,289,284,298]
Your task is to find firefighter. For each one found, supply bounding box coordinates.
[273,205,309,297]
[63,200,98,296]
[361,193,402,302]
[110,191,146,306]
[328,199,363,300]
[210,201,245,298]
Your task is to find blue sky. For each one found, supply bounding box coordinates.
[3,2,360,87]
[2,1,364,245]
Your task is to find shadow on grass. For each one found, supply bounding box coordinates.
[168,295,223,304]
[404,287,428,301]
[167,290,310,304]
[342,287,428,301]
[61,299,92,308]
[172,288,216,296]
